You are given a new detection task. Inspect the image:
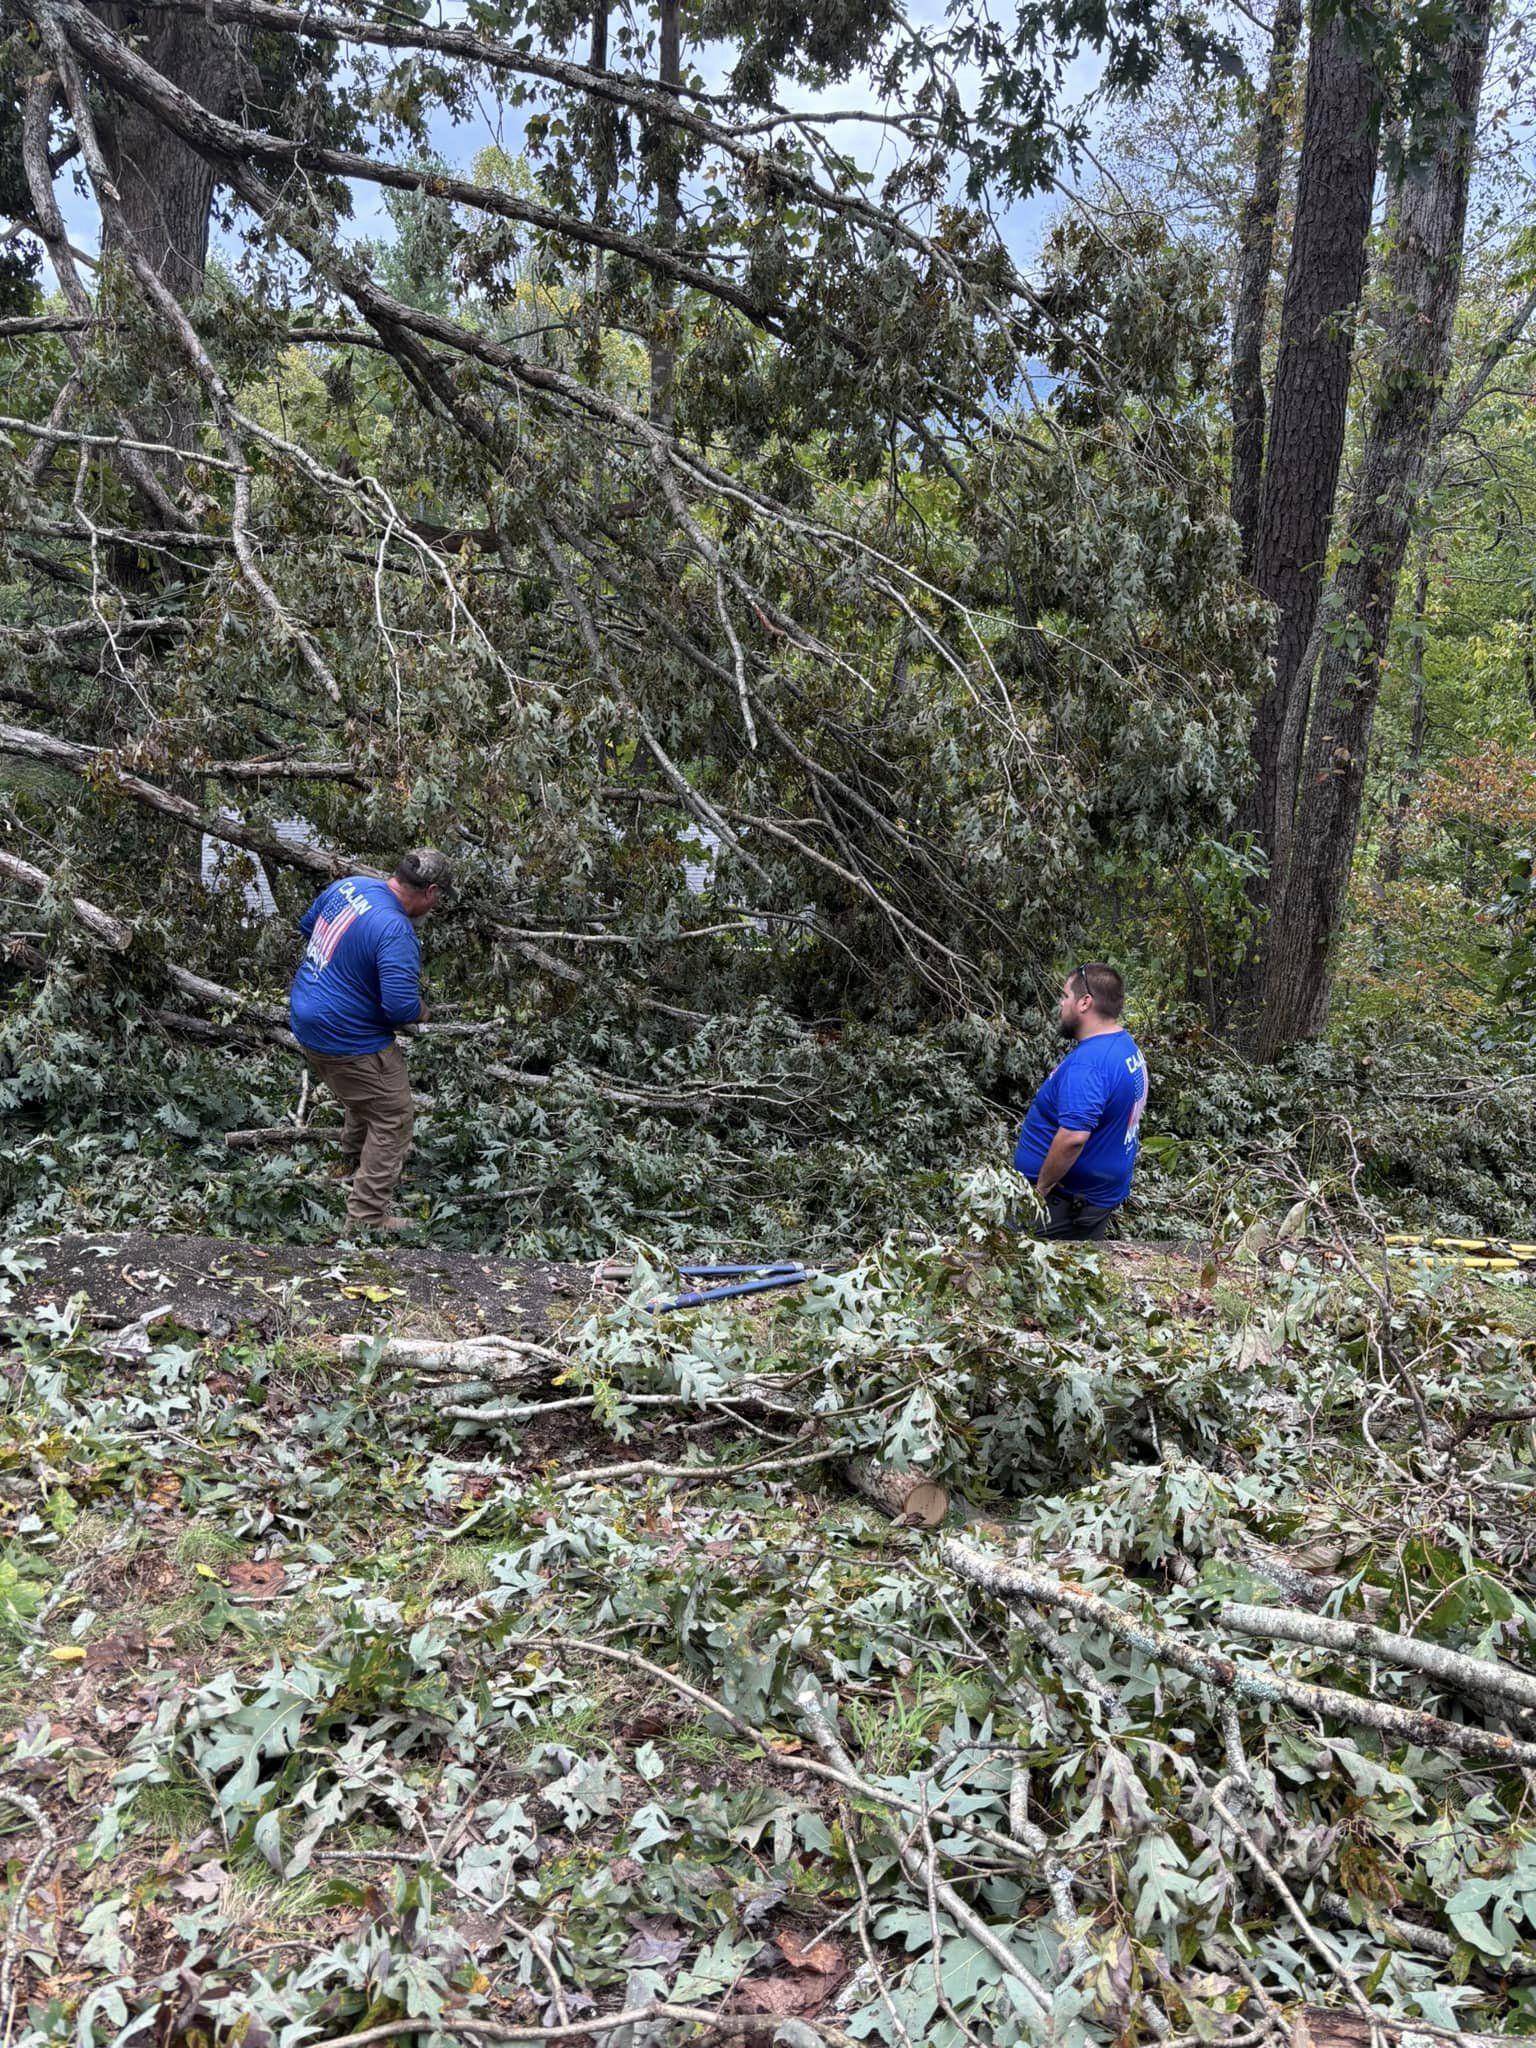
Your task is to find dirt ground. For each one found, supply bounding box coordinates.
[7,1230,1223,1346]
[8,1229,596,1339]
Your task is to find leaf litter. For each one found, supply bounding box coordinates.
[4,1182,1536,2044]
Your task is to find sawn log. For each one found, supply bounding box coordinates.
[844,1457,950,1529]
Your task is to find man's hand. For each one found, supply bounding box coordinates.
[1035,1126,1090,1200]
[415,1001,430,1025]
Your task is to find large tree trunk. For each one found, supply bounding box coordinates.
[586,2,613,336]
[92,4,247,485]
[1246,0,1491,1055]
[1233,0,1382,1028]
[97,6,245,304]
[1229,0,1303,575]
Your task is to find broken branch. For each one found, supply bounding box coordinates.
[1220,1600,1536,1716]
[939,1538,1536,1770]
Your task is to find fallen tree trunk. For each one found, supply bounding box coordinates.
[0,847,135,950]
[1,850,295,1034]
[224,1102,438,1147]
[151,1008,301,1053]
[338,1332,560,1375]
[0,719,351,879]
[939,1538,1536,1770]
[844,1458,950,1529]
[1293,2008,1513,2048]
[1318,1890,1536,1979]
[486,1061,726,1112]
[1221,1600,1536,1715]
[225,1123,342,1149]
[1234,1536,1383,1612]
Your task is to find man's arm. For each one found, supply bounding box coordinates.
[1039,1051,1108,1197]
[376,923,425,1028]
[1035,1127,1090,1199]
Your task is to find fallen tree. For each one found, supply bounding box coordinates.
[0,848,292,1030]
[10,1215,1536,2039]
[939,1537,1536,1770]
[0,720,350,880]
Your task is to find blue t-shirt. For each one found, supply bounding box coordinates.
[1014,1029,1148,1209]
[289,877,423,1056]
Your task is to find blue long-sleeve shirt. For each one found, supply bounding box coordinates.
[289,876,423,1056]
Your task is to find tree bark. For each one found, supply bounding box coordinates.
[1247,0,1491,1054]
[338,1332,551,1374]
[1229,0,1303,575]
[96,5,246,306]
[1293,2010,1514,2048]
[588,2,615,266]
[1377,533,1431,887]
[0,847,294,1029]
[224,1123,344,1149]
[844,1458,950,1529]
[938,1536,1536,1769]
[1235,0,1382,1020]
[0,719,351,880]
[153,1007,301,1051]
[1220,1598,1536,1713]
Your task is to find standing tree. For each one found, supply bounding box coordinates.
[1247,0,1495,1052]
[94,4,248,304]
[1238,0,1382,943]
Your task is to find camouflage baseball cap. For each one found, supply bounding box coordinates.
[396,847,453,892]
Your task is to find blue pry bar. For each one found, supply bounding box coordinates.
[645,1270,812,1314]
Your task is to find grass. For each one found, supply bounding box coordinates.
[134,1782,211,1841]
[175,1524,247,1567]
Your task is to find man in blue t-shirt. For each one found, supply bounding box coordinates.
[1013,964,1148,1241]
[289,848,451,1234]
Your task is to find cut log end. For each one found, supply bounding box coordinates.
[844,1457,950,1530]
[896,1478,951,1529]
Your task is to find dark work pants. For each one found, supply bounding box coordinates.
[1038,1192,1119,1241]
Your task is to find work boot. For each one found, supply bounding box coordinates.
[354,1215,418,1239]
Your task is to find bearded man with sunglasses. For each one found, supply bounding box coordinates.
[1013,964,1148,1241]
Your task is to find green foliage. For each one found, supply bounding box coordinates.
[1490,843,1536,1015]
[8,1224,1536,2042]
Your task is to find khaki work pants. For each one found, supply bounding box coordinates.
[301,1042,414,1225]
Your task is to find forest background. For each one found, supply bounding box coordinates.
[2,0,1535,1255]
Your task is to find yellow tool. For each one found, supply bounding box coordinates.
[1385,1233,1536,1274]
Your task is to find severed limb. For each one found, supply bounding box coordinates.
[939,1537,1536,1771]
[1220,1600,1536,1717]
